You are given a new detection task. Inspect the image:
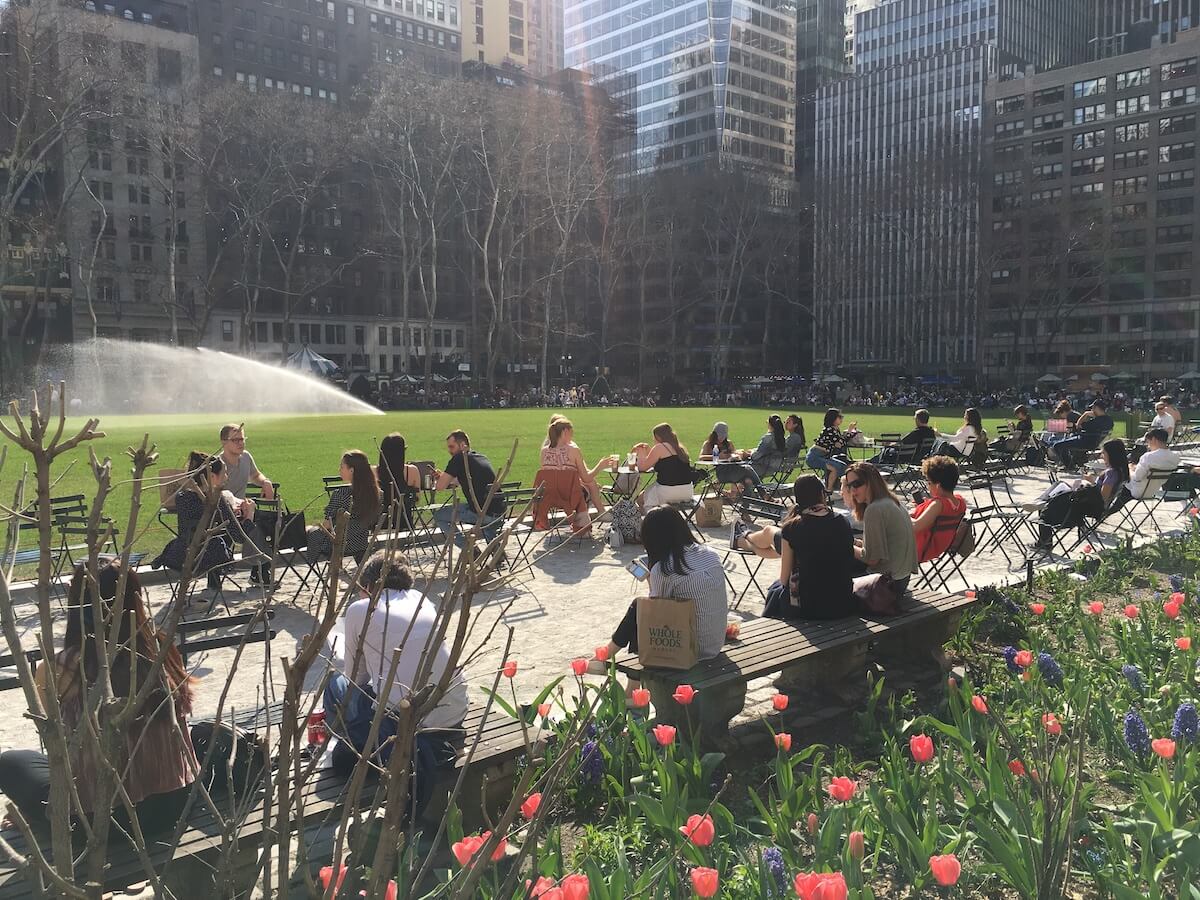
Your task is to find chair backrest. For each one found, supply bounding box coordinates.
[158,469,187,511]
[738,496,787,523]
[918,500,968,563]
[531,467,586,529]
[323,475,349,493]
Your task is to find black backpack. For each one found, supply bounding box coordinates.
[190,720,269,798]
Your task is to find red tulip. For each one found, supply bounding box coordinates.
[1029,602,1045,615]
[1164,601,1182,620]
[319,864,348,893]
[560,873,590,900]
[526,877,557,897]
[806,812,819,835]
[631,687,651,707]
[1152,738,1176,759]
[502,660,518,678]
[488,833,507,862]
[1042,713,1062,735]
[909,733,935,763]
[1124,604,1140,619]
[1190,507,1199,516]
[971,695,988,715]
[1170,591,1186,605]
[652,724,677,746]
[795,872,848,900]
[1021,669,1032,682]
[673,684,698,705]
[775,732,792,752]
[571,658,588,675]
[521,792,542,820]
[1014,649,1033,668]
[773,693,789,711]
[690,866,719,898]
[1088,601,1104,615]
[965,589,976,599]
[1177,636,1192,651]
[1082,544,1093,553]
[929,853,961,886]
[827,776,857,803]
[594,645,610,662]
[537,702,551,718]
[848,830,865,860]
[451,835,483,866]
[679,813,715,847]
[1008,759,1027,777]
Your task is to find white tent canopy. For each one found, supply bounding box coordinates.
[284,346,339,377]
[1036,373,1062,383]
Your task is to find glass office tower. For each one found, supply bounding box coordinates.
[563,0,797,179]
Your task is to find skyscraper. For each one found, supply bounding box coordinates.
[563,0,797,179]
[813,0,1092,378]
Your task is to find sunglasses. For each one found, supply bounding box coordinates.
[846,479,866,490]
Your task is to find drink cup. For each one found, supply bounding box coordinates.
[307,710,328,746]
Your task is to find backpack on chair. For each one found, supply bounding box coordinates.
[610,498,643,544]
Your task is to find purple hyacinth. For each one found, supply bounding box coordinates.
[1122,664,1146,694]
[1003,646,1021,674]
[761,847,787,897]
[1172,703,1198,743]
[1038,652,1064,688]
[1124,709,1151,757]
[578,739,604,784]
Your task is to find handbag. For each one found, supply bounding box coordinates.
[611,498,643,544]
[853,572,899,616]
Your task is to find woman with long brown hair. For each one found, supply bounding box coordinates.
[0,562,198,833]
[631,422,694,508]
[844,461,918,594]
[541,415,618,517]
[306,449,381,564]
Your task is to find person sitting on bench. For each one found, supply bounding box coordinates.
[845,462,918,595]
[1050,399,1113,469]
[152,451,236,593]
[324,551,467,810]
[871,408,935,464]
[911,456,967,562]
[305,450,381,564]
[990,405,1033,454]
[586,506,728,691]
[761,475,856,620]
[806,408,855,493]
[933,408,983,460]
[1131,403,1177,462]
[0,562,198,836]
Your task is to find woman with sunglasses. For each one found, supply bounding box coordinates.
[762,475,855,620]
[844,462,917,595]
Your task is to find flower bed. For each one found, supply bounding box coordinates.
[344,527,1200,898]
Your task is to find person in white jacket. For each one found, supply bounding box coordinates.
[1128,429,1181,499]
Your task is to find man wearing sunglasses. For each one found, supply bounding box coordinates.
[219,423,276,583]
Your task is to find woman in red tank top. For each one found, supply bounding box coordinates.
[911,456,967,563]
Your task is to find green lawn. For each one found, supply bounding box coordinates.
[2,406,1020,558]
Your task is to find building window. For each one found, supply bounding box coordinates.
[994,119,1024,137]
[347,6,355,23]
[1032,112,1064,131]
[1113,202,1148,220]
[1074,103,1106,124]
[1161,86,1198,108]
[1112,229,1146,248]
[1116,67,1150,91]
[1160,113,1197,135]
[1114,175,1149,195]
[221,320,234,341]
[1161,57,1198,81]
[1115,122,1150,142]
[993,170,1022,186]
[1031,138,1063,156]
[1033,86,1064,106]
[1155,251,1192,271]
[1032,162,1063,180]
[1113,149,1149,169]
[1157,224,1194,243]
[1158,168,1195,189]
[1073,78,1105,99]
[1160,196,1195,216]
[378,326,387,345]
[1155,279,1193,298]
[1071,156,1105,176]
[1115,95,1150,116]
[994,96,1024,115]
[1072,129,1105,150]
[1029,188,1062,206]
[1160,141,1196,163]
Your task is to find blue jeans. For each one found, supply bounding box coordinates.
[433,502,503,549]
[806,448,848,477]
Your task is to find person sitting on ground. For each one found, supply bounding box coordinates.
[911,456,968,563]
[432,430,507,549]
[586,506,728,690]
[845,462,918,595]
[306,450,381,564]
[540,416,618,518]
[934,408,983,460]
[1031,439,1130,551]
[152,451,236,592]
[632,423,695,508]
[217,423,276,585]
[992,405,1033,454]
[1128,428,1181,499]
[0,562,198,836]
[871,408,936,464]
[323,550,468,807]
[700,422,735,461]
[806,408,855,492]
[377,433,421,530]
[761,475,856,620]
[783,414,807,458]
[1051,399,1113,468]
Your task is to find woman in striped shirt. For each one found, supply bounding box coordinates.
[587,507,729,690]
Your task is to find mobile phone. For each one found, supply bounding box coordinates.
[626,556,650,580]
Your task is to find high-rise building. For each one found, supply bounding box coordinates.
[813,0,1092,379]
[1090,1,1199,59]
[981,26,1200,382]
[527,0,564,75]
[463,0,529,68]
[563,0,797,180]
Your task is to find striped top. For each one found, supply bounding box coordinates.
[648,545,728,659]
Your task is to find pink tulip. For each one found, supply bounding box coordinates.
[560,873,590,900]
[1177,637,1192,651]
[929,853,961,886]
[537,702,551,718]
[1088,601,1104,615]
[1164,601,1182,620]
[521,792,542,820]
[630,687,651,707]
[679,813,715,847]
[971,695,988,715]
[594,645,610,662]
[673,684,698,705]
[571,658,588,675]
[827,776,856,803]
[319,865,348,894]
[652,724,676,746]
[806,812,818,835]
[1124,604,1140,619]
[772,693,789,711]
[1014,649,1034,668]
[1152,738,1176,759]
[909,733,935,763]
[1043,713,1062,735]
[502,660,518,678]
[1029,602,1045,615]
[690,866,719,898]
[775,732,792,752]
[848,830,865,860]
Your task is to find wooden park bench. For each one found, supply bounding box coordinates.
[616,587,977,746]
[0,702,530,898]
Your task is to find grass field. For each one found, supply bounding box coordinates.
[2,406,1021,558]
